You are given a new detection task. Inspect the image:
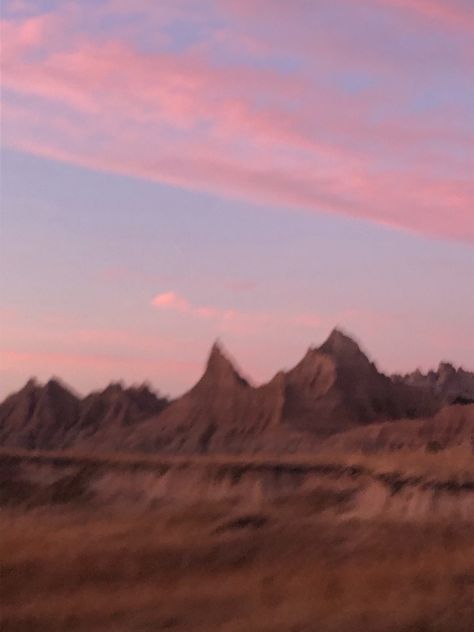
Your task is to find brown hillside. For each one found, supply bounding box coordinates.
[124,342,286,453]
[0,378,80,450]
[321,404,474,453]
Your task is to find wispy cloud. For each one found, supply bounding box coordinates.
[151,290,322,335]
[152,291,191,312]
[373,0,474,31]
[1,1,473,241]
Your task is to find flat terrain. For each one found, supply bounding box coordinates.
[2,504,474,632]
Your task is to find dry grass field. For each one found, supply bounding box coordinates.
[2,500,474,632]
[1,447,473,631]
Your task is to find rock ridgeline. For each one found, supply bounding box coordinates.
[393,363,474,405]
[0,379,168,451]
[1,329,472,454]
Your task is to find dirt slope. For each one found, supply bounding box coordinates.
[322,403,474,453]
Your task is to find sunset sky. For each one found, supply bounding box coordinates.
[1,0,473,399]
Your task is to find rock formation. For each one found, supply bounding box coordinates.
[393,362,474,405]
[124,342,286,453]
[64,382,168,449]
[0,379,167,451]
[0,328,471,454]
[0,378,81,450]
[281,329,438,436]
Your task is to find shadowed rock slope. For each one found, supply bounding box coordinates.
[64,383,169,449]
[0,378,81,450]
[281,329,438,436]
[0,380,167,451]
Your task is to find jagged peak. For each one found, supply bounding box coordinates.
[203,340,249,386]
[318,327,366,357]
[45,377,69,391]
[1,378,41,402]
[23,378,40,391]
[206,339,236,369]
[102,382,126,395]
[127,381,154,393]
[321,327,357,347]
[209,338,225,358]
[438,361,456,374]
[43,377,80,400]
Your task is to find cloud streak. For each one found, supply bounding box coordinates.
[1,1,473,241]
[151,290,323,335]
[373,0,474,31]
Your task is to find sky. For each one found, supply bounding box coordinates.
[1,0,473,399]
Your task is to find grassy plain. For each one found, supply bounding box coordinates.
[1,501,474,631]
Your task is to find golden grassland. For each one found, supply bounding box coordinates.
[1,500,474,632]
[1,446,473,631]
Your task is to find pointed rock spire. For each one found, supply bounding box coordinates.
[23,378,40,392]
[203,340,249,386]
[318,327,365,358]
[321,327,356,347]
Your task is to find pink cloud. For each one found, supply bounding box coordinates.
[1,5,473,242]
[151,290,325,336]
[195,306,219,319]
[152,291,222,321]
[0,308,197,358]
[152,291,190,312]
[229,0,474,33]
[0,348,198,373]
[1,14,53,54]
[373,0,474,31]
